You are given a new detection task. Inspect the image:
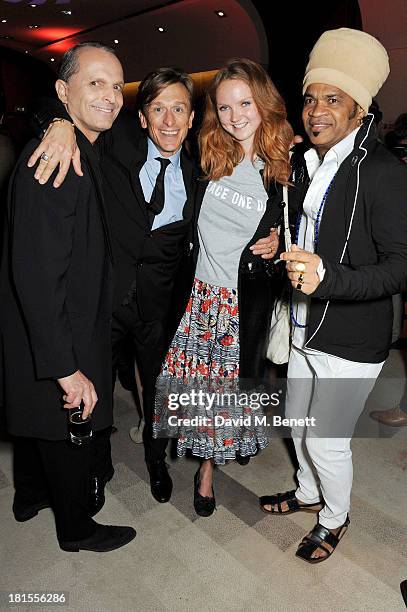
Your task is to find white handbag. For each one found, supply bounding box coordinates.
[266,184,291,365]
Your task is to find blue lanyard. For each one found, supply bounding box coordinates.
[290,173,337,328]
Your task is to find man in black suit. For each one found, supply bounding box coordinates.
[102,69,197,503]
[0,43,136,552]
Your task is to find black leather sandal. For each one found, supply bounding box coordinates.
[259,489,323,514]
[193,468,216,517]
[295,515,350,564]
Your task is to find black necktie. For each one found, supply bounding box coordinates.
[149,157,171,215]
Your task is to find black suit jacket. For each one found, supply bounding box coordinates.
[290,119,407,362]
[99,113,198,325]
[0,131,114,440]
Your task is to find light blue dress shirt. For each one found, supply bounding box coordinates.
[139,138,187,230]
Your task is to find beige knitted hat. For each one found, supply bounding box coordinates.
[303,28,390,113]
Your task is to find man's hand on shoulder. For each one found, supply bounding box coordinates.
[27,118,83,188]
[291,135,304,148]
[58,369,98,419]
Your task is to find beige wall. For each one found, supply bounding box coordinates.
[359,0,407,124]
[375,47,407,125]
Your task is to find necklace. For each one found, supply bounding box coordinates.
[290,173,337,328]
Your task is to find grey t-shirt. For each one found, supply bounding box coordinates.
[195,158,267,289]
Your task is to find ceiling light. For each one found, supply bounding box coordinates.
[114,39,119,44]
[1,19,6,23]
[157,26,165,32]
[30,3,37,7]
[50,58,55,62]
[61,10,72,15]
[27,24,40,29]
[215,10,226,17]
[25,50,29,54]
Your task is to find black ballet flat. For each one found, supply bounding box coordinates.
[193,468,216,517]
[235,453,251,466]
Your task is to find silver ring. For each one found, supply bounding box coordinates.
[40,153,50,162]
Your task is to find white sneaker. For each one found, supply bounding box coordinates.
[129,420,144,444]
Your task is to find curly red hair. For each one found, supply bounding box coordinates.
[199,58,293,187]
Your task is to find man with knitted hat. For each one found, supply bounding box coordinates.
[260,28,407,563]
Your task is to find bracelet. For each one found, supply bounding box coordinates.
[50,118,75,128]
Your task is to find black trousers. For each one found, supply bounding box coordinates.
[13,436,95,542]
[112,302,169,464]
[13,428,112,542]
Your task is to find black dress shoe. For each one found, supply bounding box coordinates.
[235,454,251,466]
[147,461,173,503]
[13,498,50,522]
[89,466,114,517]
[193,468,216,517]
[59,524,136,552]
[401,580,407,606]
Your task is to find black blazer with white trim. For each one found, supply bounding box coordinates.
[289,117,407,363]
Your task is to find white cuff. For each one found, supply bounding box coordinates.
[316,259,326,282]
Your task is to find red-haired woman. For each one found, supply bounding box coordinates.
[154,58,293,516]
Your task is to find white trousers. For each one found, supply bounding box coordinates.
[286,346,383,529]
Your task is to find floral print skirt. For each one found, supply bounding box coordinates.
[153,278,269,464]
